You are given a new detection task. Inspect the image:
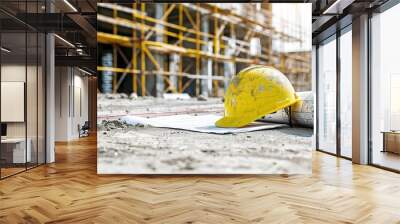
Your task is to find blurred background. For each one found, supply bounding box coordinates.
[97,3,312,97]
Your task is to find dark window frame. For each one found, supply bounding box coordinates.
[0,0,47,180]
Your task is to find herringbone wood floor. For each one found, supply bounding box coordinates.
[1,134,400,224]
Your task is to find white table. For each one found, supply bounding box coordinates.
[1,138,31,163]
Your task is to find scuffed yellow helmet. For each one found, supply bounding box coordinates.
[215,65,300,128]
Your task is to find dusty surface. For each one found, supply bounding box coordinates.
[97,93,223,119]
[97,94,312,174]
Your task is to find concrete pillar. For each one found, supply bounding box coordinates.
[201,14,212,96]
[206,42,213,95]
[54,67,72,142]
[101,51,112,93]
[155,3,164,97]
[169,53,179,92]
[224,39,236,90]
[88,76,97,132]
[46,32,55,163]
[352,14,369,164]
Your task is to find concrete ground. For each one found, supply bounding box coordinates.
[97,94,312,174]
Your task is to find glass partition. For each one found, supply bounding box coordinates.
[1,30,28,177]
[0,0,46,179]
[26,0,46,169]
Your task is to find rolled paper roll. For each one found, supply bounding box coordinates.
[260,91,314,128]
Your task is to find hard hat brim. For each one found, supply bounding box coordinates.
[215,97,301,128]
[215,115,253,128]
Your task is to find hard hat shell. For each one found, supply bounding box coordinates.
[215,65,300,128]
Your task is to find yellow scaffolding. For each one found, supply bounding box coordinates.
[97,3,311,96]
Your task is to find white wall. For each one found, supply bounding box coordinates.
[55,67,89,141]
[72,73,89,138]
[55,66,70,141]
[75,74,89,122]
[1,63,46,164]
[1,65,26,140]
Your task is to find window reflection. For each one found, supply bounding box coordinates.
[371,4,400,171]
[340,29,352,158]
[317,37,337,154]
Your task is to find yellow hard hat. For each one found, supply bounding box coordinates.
[215,65,300,128]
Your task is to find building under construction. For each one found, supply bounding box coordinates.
[97,3,311,97]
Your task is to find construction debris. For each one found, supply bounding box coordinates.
[129,93,138,99]
[100,120,128,130]
[197,95,208,101]
[163,93,191,100]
